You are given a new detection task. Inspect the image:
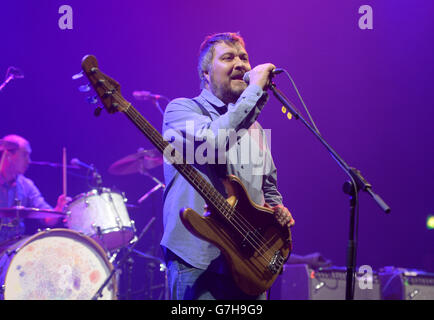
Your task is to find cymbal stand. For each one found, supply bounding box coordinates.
[91,216,156,300]
[131,249,169,300]
[137,170,165,204]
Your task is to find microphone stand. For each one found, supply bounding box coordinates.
[92,216,156,300]
[268,81,391,300]
[153,97,165,116]
[137,170,165,204]
[0,74,14,91]
[0,67,24,92]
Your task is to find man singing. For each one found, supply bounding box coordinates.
[161,32,294,300]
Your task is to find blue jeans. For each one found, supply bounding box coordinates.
[167,258,266,300]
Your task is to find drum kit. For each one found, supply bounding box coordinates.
[0,142,167,300]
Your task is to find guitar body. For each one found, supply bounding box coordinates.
[180,175,292,296]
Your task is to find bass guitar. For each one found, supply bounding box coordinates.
[79,55,292,296]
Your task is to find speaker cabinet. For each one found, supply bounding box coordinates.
[272,264,382,300]
[379,267,434,300]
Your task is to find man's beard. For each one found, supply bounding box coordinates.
[210,80,245,105]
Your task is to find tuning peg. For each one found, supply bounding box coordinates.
[72,71,83,80]
[94,106,103,117]
[78,84,91,92]
[103,89,115,98]
[86,96,98,104]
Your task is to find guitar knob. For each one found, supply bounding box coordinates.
[72,71,83,80]
[78,84,91,92]
[86,96,98,104]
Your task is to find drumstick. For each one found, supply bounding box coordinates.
[62,147,67,196]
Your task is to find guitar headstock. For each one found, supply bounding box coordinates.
[78,55,130,115]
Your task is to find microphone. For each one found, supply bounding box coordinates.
[0,66,24,91]
[132,90,163,101]
[243,68,284,84]
[71,158,103,188]
[70,158,94,171]
[8,67,24,79]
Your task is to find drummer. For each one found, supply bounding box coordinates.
[0,134,70,244]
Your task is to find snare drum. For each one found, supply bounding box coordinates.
[65,188,135,251]
[0,229,117,300]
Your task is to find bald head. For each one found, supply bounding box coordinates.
[2,134,31,153]
[0,134,32,180]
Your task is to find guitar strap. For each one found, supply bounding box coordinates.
[192,98,212,118]
[191,98,228,180]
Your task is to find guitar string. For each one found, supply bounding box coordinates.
[94,77,277,267]
[127,106,275,265]
[123,100,276,266]
[108,91,274,267]
[183,163,274,258]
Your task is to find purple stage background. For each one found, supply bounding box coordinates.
[1,1,433,298]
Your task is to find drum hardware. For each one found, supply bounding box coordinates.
[108,250,120,263]
[131,248,169,301]
[92,224,110,253]
[70,158,104,190]
[5,248,16,257]
[125,256,134,300]
[0,207,66,220]
[92,216,156,300]
[121,192,128,202]
[137,170,165,204]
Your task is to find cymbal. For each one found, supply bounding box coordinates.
[108,149,163,175]
[0,207,66,219]
[0,139,18,151]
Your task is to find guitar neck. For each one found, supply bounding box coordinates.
[123,104,230,215]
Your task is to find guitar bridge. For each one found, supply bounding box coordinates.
[268,250,285,274]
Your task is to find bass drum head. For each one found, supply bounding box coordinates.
[2,229,117,300]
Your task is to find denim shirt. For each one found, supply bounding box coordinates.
[0,174,52,243]
[161,84,283,271]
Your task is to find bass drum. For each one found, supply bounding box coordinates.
[0,229,117,300]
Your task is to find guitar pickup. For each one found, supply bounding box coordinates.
[241,228,262,256]
[268,250,285,274]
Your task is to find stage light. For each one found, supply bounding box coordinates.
[426,215,434,230]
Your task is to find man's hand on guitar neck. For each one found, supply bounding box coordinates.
[265,203,295,228]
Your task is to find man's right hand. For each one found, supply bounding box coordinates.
[247,63,276,90]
